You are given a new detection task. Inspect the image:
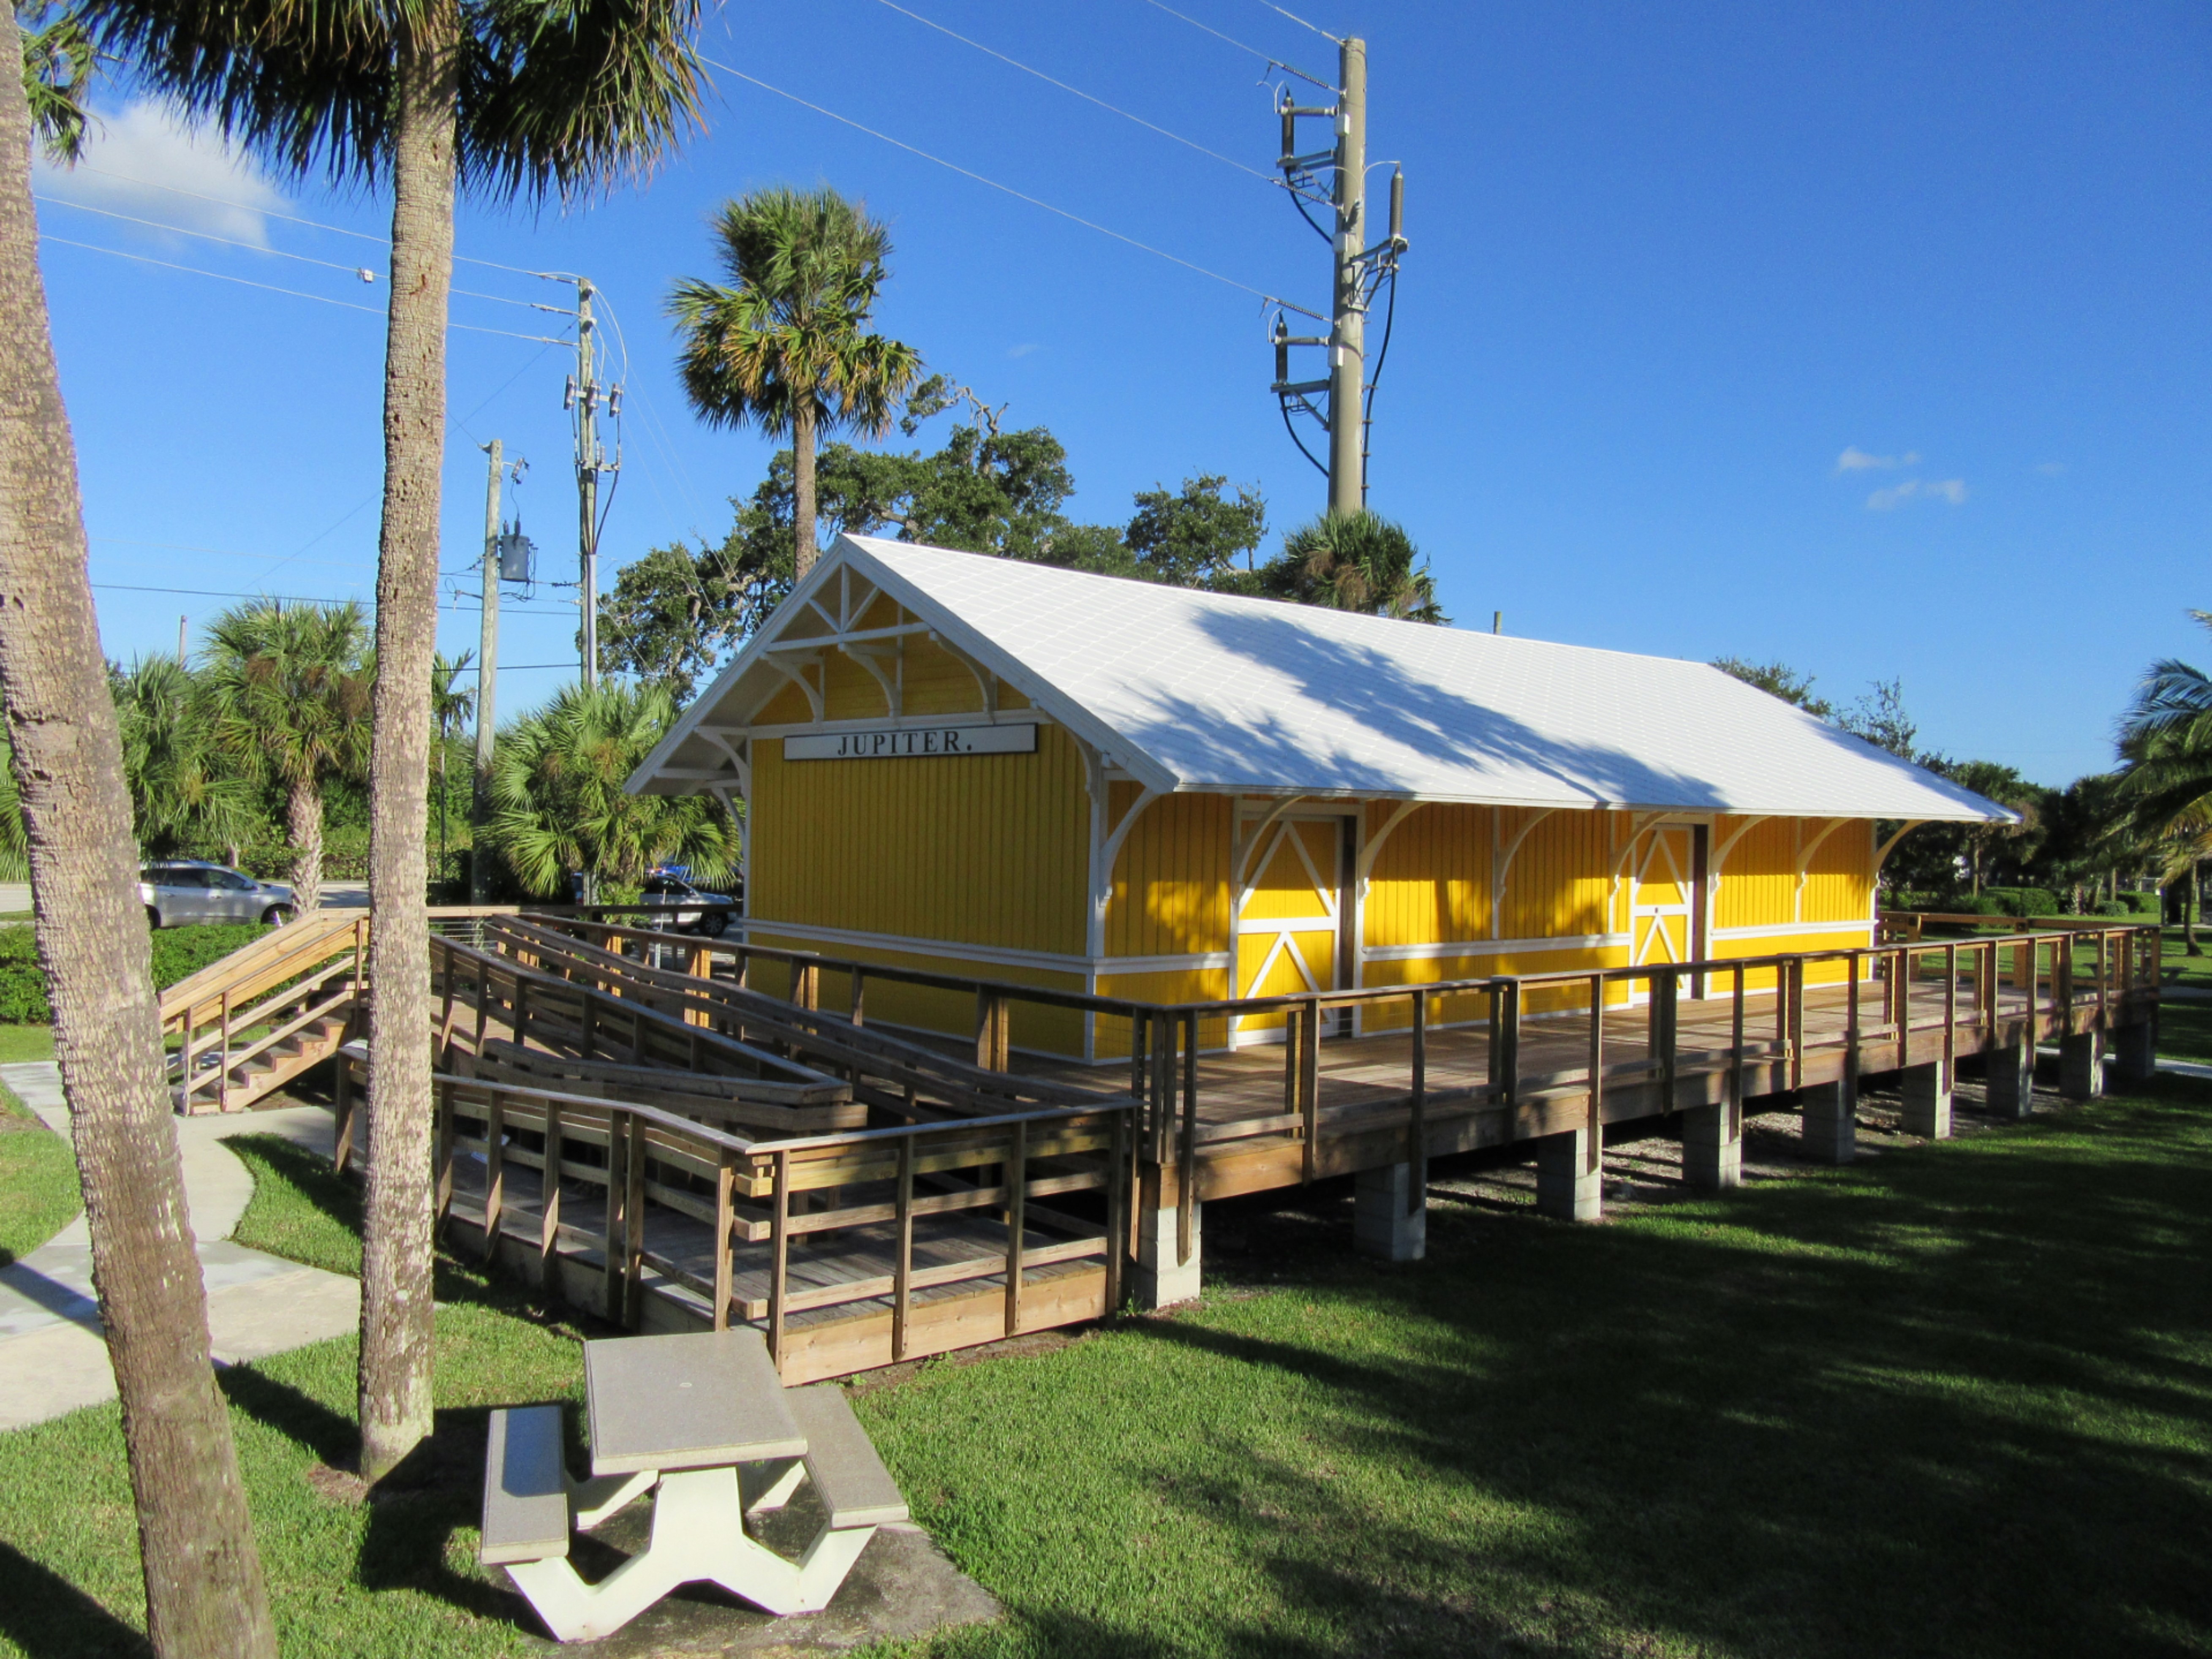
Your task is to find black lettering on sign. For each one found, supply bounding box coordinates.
[783,723,1039,761]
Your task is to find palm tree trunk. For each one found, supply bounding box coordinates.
[792,401,818,582]
[0,14,276,1653]
[286,778,323,912]
[357,0,460,1487]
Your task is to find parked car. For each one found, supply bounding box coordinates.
[639,871,736,937]
[140,861,298,929]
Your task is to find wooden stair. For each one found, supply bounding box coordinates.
[163,914,370,1114]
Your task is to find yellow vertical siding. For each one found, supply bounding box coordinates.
[751,721,1088,956]
[1105,791,1231,960]
[1499,809,1613,942]
[1363,802,1491,946]
[1712,816,1796,930]
[1803,819,1873,924]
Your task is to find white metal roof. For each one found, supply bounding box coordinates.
[633,535,2011,824]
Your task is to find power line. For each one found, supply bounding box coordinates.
[1129,0,1334,89]
[863,0,1276,183]
[44,195,557,310]
[69,164,576,282]
[1253,0,1339,46]
[42,235,573,344]
[38,194,373,276]
[92,536,372,574]
[699,51,1324,321]
[44,235,381,315]
[92,579,595,625]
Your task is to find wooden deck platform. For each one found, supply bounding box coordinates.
[434,1150,1107,1387]
[1010,968,2153,1202]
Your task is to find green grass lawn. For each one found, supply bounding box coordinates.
[0,1024,72,1265]
[6,1065,2212,1656]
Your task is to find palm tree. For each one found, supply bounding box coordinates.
[488,680,738,897]
[0,12,276,1651]
[430,648,475,890]
[1261,510,1448,623]
[201,601,372,913]
[86,0,707,1484]
[114,654,263,859]
[2116,614,2212,953]
[671,187,922,583]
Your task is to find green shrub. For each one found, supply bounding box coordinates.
[2091,899,2129,917]
[1983,887,2059,918]
[0,922,267,1025]
[2120,892,2160,916]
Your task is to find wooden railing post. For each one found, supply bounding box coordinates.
[332,1050,353,1175]
[850,966,866,1028]
[433,1077,454,1235]
[1728,965,1745,1135]
[768,1148,790,1372]
[1409,988,1428,1216]
[712,1147,734,1332]
[483,1088,506,1265]
[602,1109,627,1322]
[1496,979,1522,1109]
[623,1115,647,1326]
[1651,969,1678,1112]
[1943,943,1958,1080]
[1587,971,1605,1150]
[1004,1118,1029,1337]
[892,1136,915,1362]
[1151,1010,1176,1166]
[541,1100,563,1302]
[1787,958,1805,1089]
[1895,946,1910,1072]
[1178,1011,1199,1265]
[1846,951,1863,1093]
[215,986,232,1114]
[1298,1000,1320,1183]
[1105,1108,1129,1312]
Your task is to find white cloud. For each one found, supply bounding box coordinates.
[1866,477,1968,511]
[34,101,287,248]
[2038,461,2068,476]
[1006,342,1039,359]
[1836,446,1922,473]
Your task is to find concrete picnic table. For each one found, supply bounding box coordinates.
[482,1328,908,1643]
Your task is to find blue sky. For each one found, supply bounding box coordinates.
[31,0,2212,786]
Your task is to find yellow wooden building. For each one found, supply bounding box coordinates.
[630,537,2007,1061]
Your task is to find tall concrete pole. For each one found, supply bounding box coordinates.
[575,278,601,691]
[1327,37,1367,517]
[471,438,501,904]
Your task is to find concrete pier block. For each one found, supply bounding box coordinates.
[1680,1102,1740,1191]
[1801,1078,1857,1164]
[1353,1162,1427,1261]
[2061,1031,2105,1102]
[1900,1060,1953,1140]
[1135,1198,1201,1308]
[1535,1128,1602,1222]
[2112,1020,2157,1085]
[1984,1043,2035,1121]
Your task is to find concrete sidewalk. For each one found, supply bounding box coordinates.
[0,1064,359,1431]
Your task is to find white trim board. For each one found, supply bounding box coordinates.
[741,918,1225,978]
[1361,932,1626,963]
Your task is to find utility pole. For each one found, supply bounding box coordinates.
[1327,38,1366,517]
[1272,37,1406,512]
[473,439,504,903]
[176,615,187,666]
[570,278,602,691]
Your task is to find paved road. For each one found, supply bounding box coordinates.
[0,1065,360,1431]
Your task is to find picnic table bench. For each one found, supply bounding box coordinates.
[480,1329,909,1643]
